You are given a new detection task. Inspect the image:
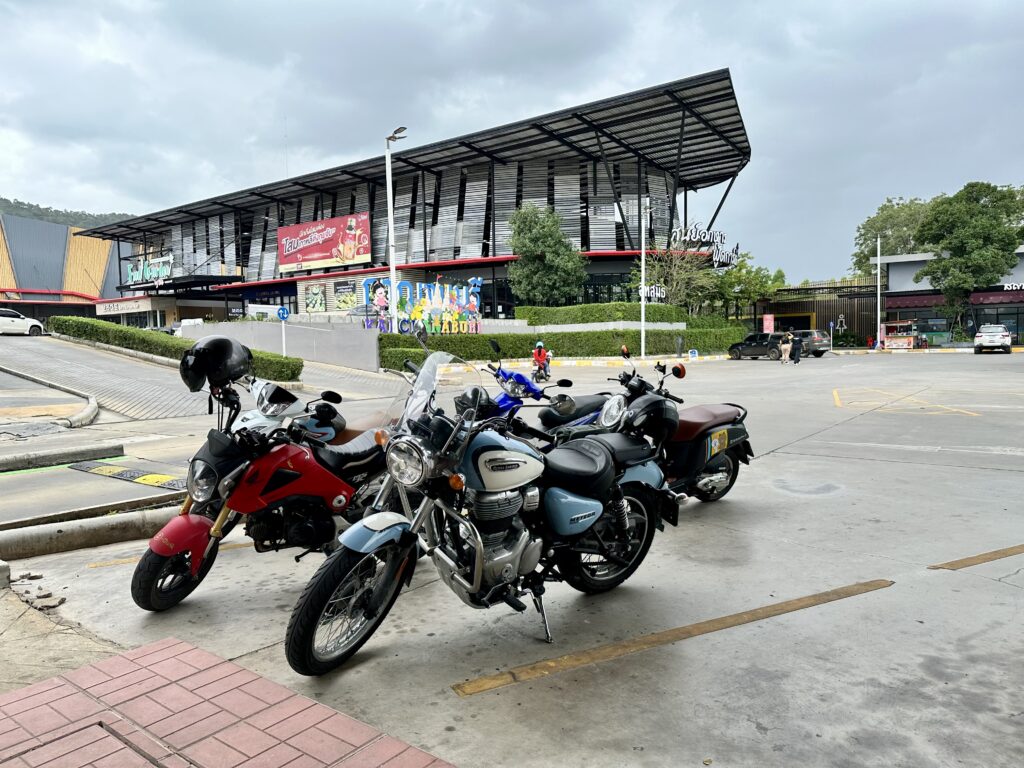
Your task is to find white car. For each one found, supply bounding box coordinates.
[974,323,1012,354]
[0,308,44,336]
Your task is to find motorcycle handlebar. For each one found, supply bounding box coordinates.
[663,392,684,404]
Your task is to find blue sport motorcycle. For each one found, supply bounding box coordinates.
[284,350,675,676]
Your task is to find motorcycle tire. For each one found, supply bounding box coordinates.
[130,543,219,612]
[558,485,657,594]
[691,453,740,502]
[285,543,407,676]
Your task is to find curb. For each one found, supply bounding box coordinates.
[0,558,8,588]
[0,506,178,561]
[0,491,185,532]
[0,442,125,473]
[0,362,99,429]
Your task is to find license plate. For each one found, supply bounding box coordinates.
[707,429,729,460]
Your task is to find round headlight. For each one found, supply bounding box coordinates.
[599,394,627,428]
[504,380,525,398]
[386,439,428,486]
[187,459,219,502]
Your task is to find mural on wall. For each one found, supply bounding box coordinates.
[361,277,483,334]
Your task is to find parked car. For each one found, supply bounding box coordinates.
[0,309,44,336]
[795,329,831,357]
[974,324,1012,354]
[728,333,785,360]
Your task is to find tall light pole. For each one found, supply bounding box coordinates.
[385,126,407,330]
[876,234,881,348]
[640,197,648,358]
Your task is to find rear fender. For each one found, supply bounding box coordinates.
[148,514,213,576]
[620,461,664,490]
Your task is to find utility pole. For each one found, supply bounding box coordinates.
[385,127,407,331]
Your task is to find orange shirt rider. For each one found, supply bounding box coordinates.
[532,343,550,374]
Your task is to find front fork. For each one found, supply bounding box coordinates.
[201,501,235,565]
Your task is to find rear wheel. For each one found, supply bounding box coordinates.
[974,347,982,354]
[285,544,407,676]
[813,351,825,358]
[131,544,218,611]
[558,486,657,594]
[691,453,740,502]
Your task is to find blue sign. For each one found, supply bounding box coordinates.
[277,306,290,322]
[829,320,834,329]
[688,349,699,360]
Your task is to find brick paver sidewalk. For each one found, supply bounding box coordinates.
[0,638,452,768]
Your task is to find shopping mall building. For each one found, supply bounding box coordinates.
[80,69,750,325]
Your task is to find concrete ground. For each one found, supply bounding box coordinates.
[5,352,1024,767]
[0,370,84,441]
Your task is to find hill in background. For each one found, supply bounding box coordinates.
[0,196,132,229]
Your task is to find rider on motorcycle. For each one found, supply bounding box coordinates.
[533,341,551,377]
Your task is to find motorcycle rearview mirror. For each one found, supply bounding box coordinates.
[412,320,429,350]
[321,390,342,404]
[556,378,573,388]
[550,393,576,416]
[489,339,501,356]
[672,363,686,379]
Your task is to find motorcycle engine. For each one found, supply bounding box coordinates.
[246,503,336,552]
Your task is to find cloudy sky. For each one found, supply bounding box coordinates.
[2,0,1022,280]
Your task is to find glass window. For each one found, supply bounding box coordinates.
[0,309,17,318]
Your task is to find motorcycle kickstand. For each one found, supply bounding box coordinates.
[531,589,554,644]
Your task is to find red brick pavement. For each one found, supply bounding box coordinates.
[0,639,452,768]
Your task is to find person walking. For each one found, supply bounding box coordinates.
[779,330,793,364]
[790,327,804,364]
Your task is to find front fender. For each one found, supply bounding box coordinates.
[148,514,213,575]
[339,511,411,553]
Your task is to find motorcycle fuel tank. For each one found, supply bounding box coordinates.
[459,431,544,492]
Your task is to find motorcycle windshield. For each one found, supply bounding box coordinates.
[384,351,484,432]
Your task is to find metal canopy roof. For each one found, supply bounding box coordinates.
[82,68,749,242]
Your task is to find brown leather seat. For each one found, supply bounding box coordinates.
[674,404,742,441]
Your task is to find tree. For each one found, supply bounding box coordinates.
[851,197,936,275]
[913,182,1024,328]
[506,204,588,306]
[716,253,786,319]
[0,196,132,228]
[630,249,720,315]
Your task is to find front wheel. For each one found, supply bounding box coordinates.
[28,326,42,337]
[728,349,740,360]
[558,486,657,594]
[768,348,781,361]
[131,544,218,611]
[285,544,407,676]
[691,453,740,502]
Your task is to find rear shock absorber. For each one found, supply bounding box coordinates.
[609,485,630,532]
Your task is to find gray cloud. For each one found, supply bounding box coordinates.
[1,0,1021,279]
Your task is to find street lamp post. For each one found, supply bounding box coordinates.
[876,234,881,349]
[385,126,407,331]
[640,197,648,358]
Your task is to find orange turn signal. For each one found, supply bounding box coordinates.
[374,429,390,446]
[449,473,466,491]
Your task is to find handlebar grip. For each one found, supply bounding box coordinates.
[487,364,498,372]
[403,360,421,375]
[666,393,684,404]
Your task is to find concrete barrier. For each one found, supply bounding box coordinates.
[0,507,178,560]
[0,442,125,473]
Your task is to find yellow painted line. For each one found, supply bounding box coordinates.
[89,465,129,477]
[927,544,1024,571]
[452,579,894,697]
[134,473,179,487]
[87,541,251,568]
[832,389,842,408]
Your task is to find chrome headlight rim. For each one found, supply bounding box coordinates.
[386,436,431,487]
[187,459,219,503]
[502,379,526,398]
[599,394,628,428]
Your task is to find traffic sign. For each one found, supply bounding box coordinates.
[277,306,290,321]
[829,320,834,329]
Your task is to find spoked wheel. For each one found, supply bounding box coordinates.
[285,544,407,676]
[558,486,657,594]
[131,544,218,611]
[691,453,740,502]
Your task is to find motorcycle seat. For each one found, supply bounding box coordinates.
[587,432,657,468]
[312,429,382,478]
[674,405,742,442]
[543,438,614,497]
[537,394,608,429]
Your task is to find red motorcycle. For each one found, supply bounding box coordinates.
[131,337,388,611]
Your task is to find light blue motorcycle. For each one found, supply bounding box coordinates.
[284,350,675,676]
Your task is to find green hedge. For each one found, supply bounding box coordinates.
[380,347,428,371]
[379,326,744,361]
[513,302,744,330]
[46,316,304,381]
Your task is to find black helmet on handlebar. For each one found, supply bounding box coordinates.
[179,335,254,392]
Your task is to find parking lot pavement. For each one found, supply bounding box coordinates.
[7,352,1024,767]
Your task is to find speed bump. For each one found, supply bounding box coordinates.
[68,461,186,491]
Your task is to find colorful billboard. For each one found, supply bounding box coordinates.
[277,213,370,274]
[361,277,483,334]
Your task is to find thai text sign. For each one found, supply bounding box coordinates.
[668,221,740,268]
[278,213,370,273]
[362,277,483,334]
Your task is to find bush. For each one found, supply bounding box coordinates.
[46,316,304,381]
[380,347,428,372]
[513,302,744,330]
[379,326,745,362]
[832,331,865,348]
